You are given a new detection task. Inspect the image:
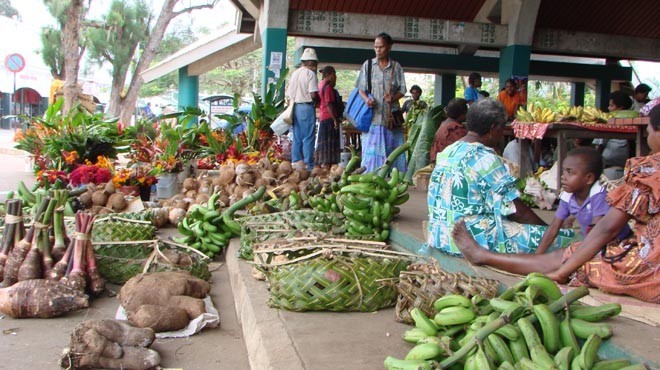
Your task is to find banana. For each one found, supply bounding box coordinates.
[433,294,473,312]
[616,365,651,370]
[591,359,632,370]
[572,354,584,370]
[487,333,515,365]
[495,324,520,341]
[410,307,439,336]
[489,298,522,313]
[516,358,540,370]
[433,306,476,326]
[569,303,622,322]
[518,317,557,369]
[554,346,575,370]
[569,319,613,339]
[474,345,496,370]
[579,334,602,370]
[402,328,430,343]
[533,303,561,354]
[416,335,441,346]
[383,356,433,370]
[525,273,563,301]
[498,361,516,370]
[405,343,443,361]
[560,312,581,355]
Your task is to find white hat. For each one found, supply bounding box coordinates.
[300,48,318,62]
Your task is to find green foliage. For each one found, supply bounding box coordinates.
[40,27,65,79]
[0,0,19,18]
[86,0,152,81]
[14,98,129,173]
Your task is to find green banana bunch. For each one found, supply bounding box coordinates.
[175,186,266,257]
[340,163,410,241]
[569,303,621,322]
[383,356,434,370]
[410,307,438,336]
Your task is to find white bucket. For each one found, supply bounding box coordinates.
[156,173,179,199]
[339,152,351,167]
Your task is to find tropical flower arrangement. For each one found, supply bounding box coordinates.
[36,169,69,189]
[69,165,113,187]
[112,165,160,188]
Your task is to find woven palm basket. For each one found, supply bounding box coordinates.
[65,215,156,242]
[238,210,345,260]
[393,262,500,324]
[256,240,418,312]
[93,239,211,284]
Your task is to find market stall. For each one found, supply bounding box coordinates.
[509,120,648,189]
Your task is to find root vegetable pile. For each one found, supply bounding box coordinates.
[384,272,647,370]
[118,271,211,332]
[60,319,160,370]
[0,279,88,318]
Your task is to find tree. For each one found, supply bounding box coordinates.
[0,0,19,19]
[40,0,87,112]
[86,0,151,117]
[113,0,218,124]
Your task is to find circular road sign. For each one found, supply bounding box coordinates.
[5,53,26,73]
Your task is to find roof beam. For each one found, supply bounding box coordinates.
[473,0,501,23]
[533,29,660,62]
[287,10,508,48]
[228,0,260,20]
[502,0,541,45]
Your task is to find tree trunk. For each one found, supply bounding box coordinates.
[117,0,217,124]
[62,0,84,113]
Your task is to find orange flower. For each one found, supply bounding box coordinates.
[62,150,79,165]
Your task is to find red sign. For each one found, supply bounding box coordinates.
[5,53,25,73]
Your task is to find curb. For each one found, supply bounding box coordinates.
[225,240,306,370]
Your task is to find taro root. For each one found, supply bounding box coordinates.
[92,190,109,207]
[276,161,292,177]
[261,170,276,184]
[106,193,127,212]
[168,208,186,225]
[235,171,255,186]
[182,178,198,191]
[185,189,197,199]
[195,193,210,205]
[104,182,116,195]
[79,191,93,208]
[0,279,89,318]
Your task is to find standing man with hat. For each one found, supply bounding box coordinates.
[286,48,320,170]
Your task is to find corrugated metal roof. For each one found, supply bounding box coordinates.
[288,0,487,22]
[536,0,660,39]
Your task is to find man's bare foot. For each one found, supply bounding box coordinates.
[452,220,487,265]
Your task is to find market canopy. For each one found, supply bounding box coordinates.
[12,87,41,105]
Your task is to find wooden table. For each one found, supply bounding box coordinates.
[509,120,648,191]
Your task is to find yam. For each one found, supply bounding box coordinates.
[92,190,109,207]
[168,295,206,319]
[60,319,159,370]
[127,304,190,332]
[119,271,211,312]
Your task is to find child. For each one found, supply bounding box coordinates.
[535,147,631,254]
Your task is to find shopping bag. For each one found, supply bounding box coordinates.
[344,89,373,132]
[271,104,294,135]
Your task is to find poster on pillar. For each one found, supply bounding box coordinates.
[511,75,529,107]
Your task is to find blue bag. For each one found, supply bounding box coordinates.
[344,61,373,132]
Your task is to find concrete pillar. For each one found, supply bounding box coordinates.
[178,66,199,125]
[259,0,289,96]
[434,74,456,107]
[571,82,585,107]
[499,44,531,88]
[595,79,611,111]
[261,28,287,96]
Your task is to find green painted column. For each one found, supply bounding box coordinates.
[178,65,199,112]
[261,28,287,97]
[434,74,456,107]
[571,82,585,107]
[596,79,611,111]
[498,45,531,88]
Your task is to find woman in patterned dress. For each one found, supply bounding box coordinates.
[426,99,575,256]
[452,104,660,303]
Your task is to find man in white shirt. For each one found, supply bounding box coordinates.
[286,48,320,170]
